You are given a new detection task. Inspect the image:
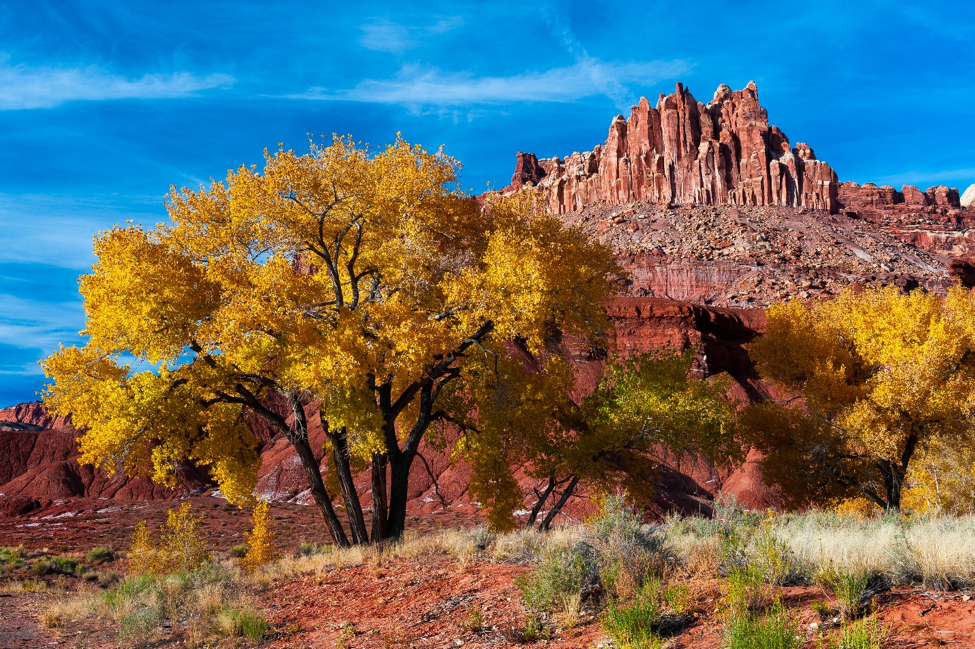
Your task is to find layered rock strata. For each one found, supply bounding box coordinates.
[836,182,975,256]
[508,82,839,214]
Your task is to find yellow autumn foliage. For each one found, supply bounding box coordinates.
[745,285,975,511]
[126,503,210,575]
[42,135,621,542]
[241,500,277,573]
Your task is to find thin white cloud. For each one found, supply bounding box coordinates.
[359,16,463,53]
[0,61,235,110]
[875,167,975,188]
[0,193,162,268]
[0,293,85,370]
[537,1,646,110]
[293,59,689,110]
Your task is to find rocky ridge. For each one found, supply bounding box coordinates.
[564,201,952,309]
[508,82,975,262]
[509,82,840,214]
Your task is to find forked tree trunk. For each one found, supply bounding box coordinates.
[540,475,579,530]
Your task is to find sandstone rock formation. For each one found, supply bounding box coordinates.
[963,183,975,208]
[0,403,209,516]
[508,82,839,214]
[835,182,975,256]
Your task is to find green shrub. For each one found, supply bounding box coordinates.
[724,564,770,615]
[663,582,689,614]
[33,556,80,576]
[0,547,22,566]
[228,544,248,558]
[725,600,801,649]
[118,607,162,647]
[588,496,672,599]
[463,603,484,631]
[86,546,116,564]
[811,600,833,620]
[828,616,889,649]
[103,574,157,610]
[216,605,271,641]
[298,540,329,556]
[752,522,803,585]
[517,543,596,617]
[817,562,870,620]
[600,579,665,649]
[521,613,549,641]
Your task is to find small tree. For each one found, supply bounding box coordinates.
[744,285,975,512]
[42,136,621,545]
[127,502,209,574]
[241,501,276,573]
[457,349,741,530]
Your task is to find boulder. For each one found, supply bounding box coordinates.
[962,183,975,208]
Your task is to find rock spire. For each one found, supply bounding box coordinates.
[508,82,839,213]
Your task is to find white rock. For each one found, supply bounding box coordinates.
[962,183,975,208]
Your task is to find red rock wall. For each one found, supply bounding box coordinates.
[836,182,975,256]
[509,82,839,214]
[0,404,209,515]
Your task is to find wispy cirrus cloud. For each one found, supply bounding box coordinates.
[0,292,84,371]
[292,59,689,111]
[876,167,975,188]
[359,16,463,53]
[0,59,235,110]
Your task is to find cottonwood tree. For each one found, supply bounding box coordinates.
[42,137,621,545]
[455,348,741,531]
[743,285,975,512]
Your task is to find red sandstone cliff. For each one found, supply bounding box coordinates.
[509,82,839,214]
[508,83,975,261]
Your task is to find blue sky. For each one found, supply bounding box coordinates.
[1,0,973,406]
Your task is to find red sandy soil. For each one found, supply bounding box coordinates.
[0,496,478,556]
[3,552,975,648]
[2,502,975,648]
[261,569,975,649]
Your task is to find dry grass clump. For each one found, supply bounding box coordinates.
[38,504,270,647]
[664,502,975,590]
[772,512,975,588]
[38,593,102,628]
[267,524,583,581]
[49,562,270,647]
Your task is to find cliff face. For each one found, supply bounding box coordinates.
[836,181,975,257]
[509,82,839,214]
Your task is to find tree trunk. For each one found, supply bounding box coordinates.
[540,475,579,531]
[526,476,558,528]
[386,453,413,539]
[330,428,369,544]
[291,435,350,547]
[875,459,906,512]
[370,454,388,542]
